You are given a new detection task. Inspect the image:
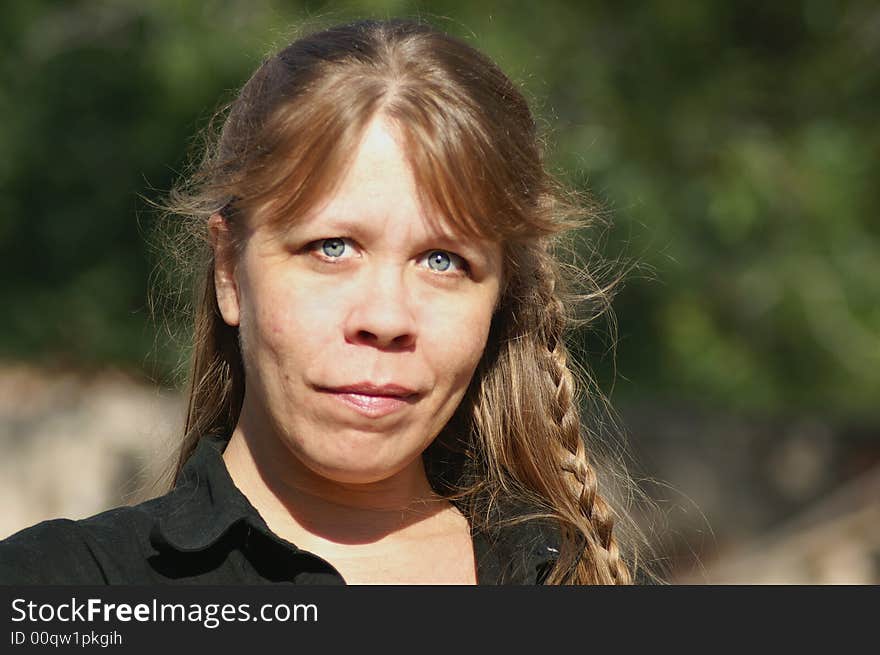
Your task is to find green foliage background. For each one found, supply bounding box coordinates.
[2,0,878,419]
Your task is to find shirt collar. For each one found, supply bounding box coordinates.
[149,433,271,553]
[150,433,558,583]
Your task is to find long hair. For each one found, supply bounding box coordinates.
[158,18,655,585]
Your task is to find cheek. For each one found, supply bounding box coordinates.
[422,296,495,384]
[240,277,339,369]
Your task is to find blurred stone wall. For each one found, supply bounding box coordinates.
[0,365,182,539]
[2,364,877,583]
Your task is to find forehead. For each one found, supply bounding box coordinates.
[314,118,418,223]
[289,118,492,249]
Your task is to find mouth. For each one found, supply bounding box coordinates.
[316,382,420,419]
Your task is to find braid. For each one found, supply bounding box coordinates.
[465,244,633,584]
[546,346,630,584]
[536,254,631,584]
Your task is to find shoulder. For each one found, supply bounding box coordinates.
[468,494,562,585]
[0,496,173,585]
[1,517,106,584]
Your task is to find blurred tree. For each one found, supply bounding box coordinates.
[0,0,877,419]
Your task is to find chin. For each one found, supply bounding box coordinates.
[294,442,418,486]
[306,458,409,485]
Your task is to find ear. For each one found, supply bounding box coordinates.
[208,212,241,327]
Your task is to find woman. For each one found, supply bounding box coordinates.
[1,18,647,585]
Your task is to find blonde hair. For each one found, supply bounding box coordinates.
[159,18,657,585]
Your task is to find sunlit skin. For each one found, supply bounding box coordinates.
[211,117,503,583]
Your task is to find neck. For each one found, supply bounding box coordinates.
[221,412,452,547]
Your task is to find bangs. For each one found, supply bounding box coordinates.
[221,51,564,248]
[226,71,387,232]
[390,90,562,245]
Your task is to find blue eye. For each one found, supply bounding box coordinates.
[321,238,346,257]
[423,250,469,275]
[427,251,452,272]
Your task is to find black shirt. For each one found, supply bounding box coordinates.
[0,433,559,585]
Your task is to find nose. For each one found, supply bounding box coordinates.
[343,266,417,350]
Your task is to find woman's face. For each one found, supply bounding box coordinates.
[214,118,503,486]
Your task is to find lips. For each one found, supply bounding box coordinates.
[325,382,417,397]
[317,382,419,419]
